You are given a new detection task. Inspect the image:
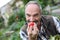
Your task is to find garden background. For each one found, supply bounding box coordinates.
[0,0,60,40]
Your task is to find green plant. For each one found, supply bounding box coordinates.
[17,7,25,22]
[49,35,60,40]
[8,14,16,26]
[0,16,4,28]
[8,21,25,31]
[9,32,20,40]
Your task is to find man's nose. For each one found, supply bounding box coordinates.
[30,16,34,22]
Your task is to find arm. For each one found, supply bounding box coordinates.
[20,30,37,40]
[20,30,28,40]
[52,16,60,33]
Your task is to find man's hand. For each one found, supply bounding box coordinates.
[27,22,39,40]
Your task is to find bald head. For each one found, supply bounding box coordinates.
[25,1,42,14]
[25,1,42,10]
[25,4,41,14]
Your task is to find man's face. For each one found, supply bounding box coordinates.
[25,4,41,24]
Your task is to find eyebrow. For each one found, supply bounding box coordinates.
[26,13,39,16]
[26,14,31,16]
[33,13,39,16]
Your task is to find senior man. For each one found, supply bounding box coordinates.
[20,1,60,40]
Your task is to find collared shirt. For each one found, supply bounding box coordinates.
[19,16,60,40]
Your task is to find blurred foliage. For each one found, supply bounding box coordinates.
[0,16,4,28]
[8,6,25,26]
[8,21,25,31]
[22,0,30,5]
[0,17,4,22]
[0,31,21,40]
[58,16,60,20]
[9,32,20,40]
[42,10,50,15]
[22,0,49,9]
[0,3,26,40]
[0,21,24,40]
[38,0,49,9]
[8,14,16,26]
[18,6,25,21]
[0,0,60,40]
[49,35,60,40]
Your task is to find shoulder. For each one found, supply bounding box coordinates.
[20,24,27,31]
[41,15,59,22]
[19,24,28,40]
[42,15,60,33]
[41,15,54,25]
[52,16,60,33]
[20,24,27,35]
[41,15,53,19]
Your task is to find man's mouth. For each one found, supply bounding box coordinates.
[26,20,38,27]
[27,20,38,24]
[29,22,34,27]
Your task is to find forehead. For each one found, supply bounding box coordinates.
[25,4,40,13]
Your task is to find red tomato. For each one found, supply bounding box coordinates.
[29,22,34,27]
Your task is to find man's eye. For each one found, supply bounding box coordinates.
[27,15,30,17]
[26,14,31,17]
[34,14,39,17]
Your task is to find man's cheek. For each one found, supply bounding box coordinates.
[35,17,39,20]
[35,18,39,21]
[26,18,29,21]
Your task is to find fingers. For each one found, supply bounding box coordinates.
[27,22,39,33]
[27,22,39,39]
[27,24,33,36]
[27,24,33,32]
[34,23,39,32]
[32,23,39,35]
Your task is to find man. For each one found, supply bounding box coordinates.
[20,1,60,40]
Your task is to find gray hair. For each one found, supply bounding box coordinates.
[25,1,42,13]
